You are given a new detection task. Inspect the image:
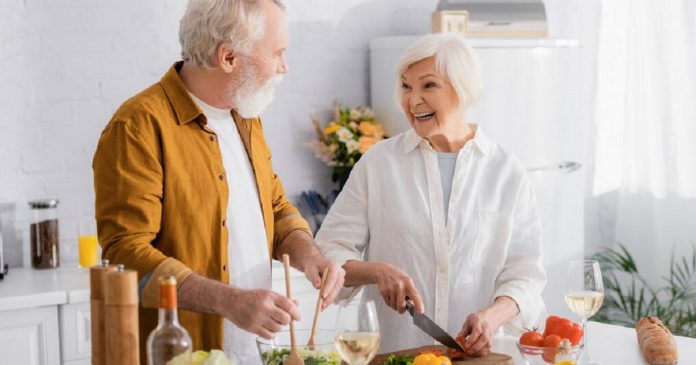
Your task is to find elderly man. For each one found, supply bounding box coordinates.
[92,0,344,363]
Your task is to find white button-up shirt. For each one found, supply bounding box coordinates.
[316,127,546,353]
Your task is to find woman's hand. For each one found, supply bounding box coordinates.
[374,263,425,314]
[457,296,520,357]
[458,311,495,357]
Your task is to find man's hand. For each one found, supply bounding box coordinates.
[223,288,301,340]
[177,273,300,340]
[301,255,345,309]
[374,263,424,314]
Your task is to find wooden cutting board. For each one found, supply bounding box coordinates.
[369,345,513,365]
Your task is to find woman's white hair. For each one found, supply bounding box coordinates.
[395,33,484,113]
[179,0,285,68]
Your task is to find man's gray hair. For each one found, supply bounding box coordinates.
[395,33,484,113]
[179,0,285,68]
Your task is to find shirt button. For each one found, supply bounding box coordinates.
[219,174,226,181]
[210,135,217,142]
[222,219,226,227]
[222,264,228,272]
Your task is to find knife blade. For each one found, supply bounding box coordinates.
[405,300,466,353]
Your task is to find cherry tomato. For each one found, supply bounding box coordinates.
[542,334,562,348]
[447,335,468,360]
[539,334,562,363]
[519,330,545,347]
[447,348,467,360]
[542,315,584,345]
[447,347,467,360]
[541,348,556,364]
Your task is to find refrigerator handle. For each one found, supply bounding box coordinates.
[527,161,582,173]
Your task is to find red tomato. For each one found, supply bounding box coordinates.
[542,334,562,348]
[447,348,467,360]
[519,330,544,347]
[543,316,584,345]
[541,348,556,364]
[447,335,468,360]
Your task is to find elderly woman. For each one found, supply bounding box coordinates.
[316,33,546,356]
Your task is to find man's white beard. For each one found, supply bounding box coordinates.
[232,62,283,119]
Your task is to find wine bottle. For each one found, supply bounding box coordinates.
[146,276,192,365]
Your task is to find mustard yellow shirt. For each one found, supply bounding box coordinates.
[93,62,311,355]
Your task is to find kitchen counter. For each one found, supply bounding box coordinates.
[1,267,695,364]
[494,321,696,364]
[0,266,90,311]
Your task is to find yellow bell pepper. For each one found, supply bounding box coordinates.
[413,353,453,365]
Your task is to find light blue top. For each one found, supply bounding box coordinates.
[437,152,458,224]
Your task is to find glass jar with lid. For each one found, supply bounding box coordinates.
[28,199,60,269]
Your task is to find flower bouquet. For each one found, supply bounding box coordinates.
[306,101,386,187]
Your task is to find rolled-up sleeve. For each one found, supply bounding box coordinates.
[494,174,547,330]
[93,121,192,308]
[270,171,313,249]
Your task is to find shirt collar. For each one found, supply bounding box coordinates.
[402,124,494,156]
[403,129,424,153]
[160,61,204,125]
[470,125,493,156]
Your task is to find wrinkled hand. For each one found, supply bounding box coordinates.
[225,288,301,340]
[303,256,345,309]
[457,311,496,357]
[375,263,424,314]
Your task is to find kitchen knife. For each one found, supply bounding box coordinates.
[405,300,466,353]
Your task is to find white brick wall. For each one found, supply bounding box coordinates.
[0,0,586,266]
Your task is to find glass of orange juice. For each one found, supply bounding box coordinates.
[78,220,99,268]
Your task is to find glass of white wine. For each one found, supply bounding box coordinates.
[565,259,604,365]
[335,299,381,365]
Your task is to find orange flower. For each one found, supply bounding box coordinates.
[358,121,377,136]
[358,136,377,153]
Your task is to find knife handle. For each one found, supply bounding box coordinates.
[405,298,415,315]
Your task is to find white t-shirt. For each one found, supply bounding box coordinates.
[316,126,547,353]
[189,93,270,365]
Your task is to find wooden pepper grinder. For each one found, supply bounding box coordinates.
[90,260,117,365]
[104,264,140,365]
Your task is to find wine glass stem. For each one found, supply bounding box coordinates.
[581,318,589,362]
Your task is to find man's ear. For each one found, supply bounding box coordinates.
[216,43,238,73]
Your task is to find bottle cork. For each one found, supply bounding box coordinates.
[158,276,177,309]
[90,260,117,365]
[104,264,140,365]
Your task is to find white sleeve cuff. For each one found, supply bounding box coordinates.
[495,283,546,333]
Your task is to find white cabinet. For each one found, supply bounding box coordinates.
[59,302,91,363]
[0,306,61,365]
[0,267,92,365]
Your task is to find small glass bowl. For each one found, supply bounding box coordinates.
[256,329,342,365]
[516,342,583,365]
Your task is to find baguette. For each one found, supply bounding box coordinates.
[636,316,678,365]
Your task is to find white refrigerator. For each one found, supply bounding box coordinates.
[369,36,587,320]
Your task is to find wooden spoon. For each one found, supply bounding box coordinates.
[282,254,305,365]
[307,267,329,350]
